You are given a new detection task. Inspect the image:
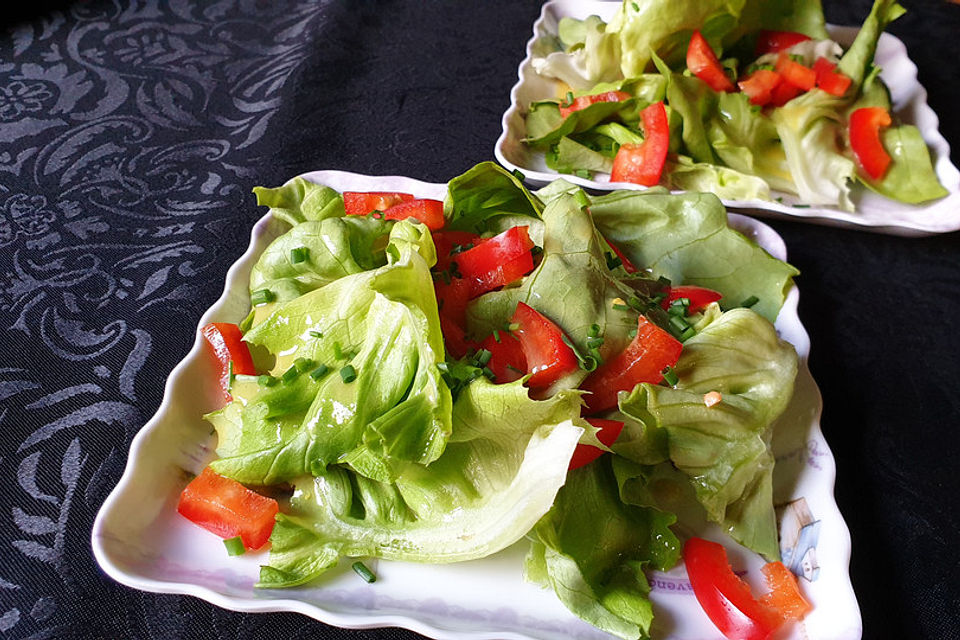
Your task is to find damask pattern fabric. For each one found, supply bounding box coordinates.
[2,1,959,639]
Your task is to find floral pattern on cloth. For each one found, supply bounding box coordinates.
[0,1,328,637]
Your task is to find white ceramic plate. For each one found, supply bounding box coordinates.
[92,170,862,640]
[494,0,960,236]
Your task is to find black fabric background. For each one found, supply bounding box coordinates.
[1,1,958,639]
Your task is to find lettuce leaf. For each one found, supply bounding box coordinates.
[617,307,798,558]
[252,177,345,226]
[208,221,451,485]
[585,189,797,322]
[258,379,584,587]
[525,458,680,640]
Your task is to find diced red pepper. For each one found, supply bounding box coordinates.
[454,226,535,297]
[610,101,669,187]
[481,331,527,384]
[568,418,625,471]
[201,322,257,402]
[738,69,781,107]
[580,315,682,414]
[434,276,473,326]
[559,90,632,118]
[687,30,735,93]
[383,198,445,230]
[775,53,816,91]
[439,312,477,360]
[661,285,723,314]
[812,57,852,96]
[510,302,579,390]
[343,191,415,217]
[849,107,893,180]
[177,467,279,550]
[769,79,803,107]
[683,537,782,640]
[432,230,481,272]
[754,30,811,56]
[758,562,813,623]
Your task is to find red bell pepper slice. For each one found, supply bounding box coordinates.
[510,302,579,390]
[754,30,811,56]
[201,322,257,402]
[812,57,852,96]
[661,285,723,314]
[758,562,813,622]
[432,230,481,272]
[684,537,782,640]
[438,313,477,360]
[177,467,279,550]
[454,226,535,297]
[687,30,735,93]
[568,418,625,471]
[775,53,816,91]
[738,69,781,107]
[481,331,527,384]
[849,107,893,180]
[383,198,445,230]
[580,314,682,414]
[343,191,415,217]
[684,538,812,640]
[559,90,632,118]
[610,101,669,187]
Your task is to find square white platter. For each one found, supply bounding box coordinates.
[93,170,861,640]
[494,0,960,236]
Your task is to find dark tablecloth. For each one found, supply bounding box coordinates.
[2,1,958,639]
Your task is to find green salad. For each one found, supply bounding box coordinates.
[181,162,803,639]
[523,0,946,210]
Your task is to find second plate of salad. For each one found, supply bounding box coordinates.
[93,162,860,640]
[495,0,960,235]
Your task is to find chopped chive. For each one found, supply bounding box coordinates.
[289,247,309,264]
[679,326,696,342]
[575,169,591,180]
[309,363,329,380]
[791,204,811,208]
[475,348,492,366]
[512,169,526,182]
[351,561,376,583]
[775,196,784,203]
[628,328,638,338]
[481,366,495,379]
[333,342,344,360]
[227,360,234,391]
[631,1,639,10]
[492,329,501,343]
[530,245,544,256]
[565,91,574,106]
[440,269,451,285]
[506,364,524,373]
[250,288,275,306]
[574,190,591,209]
[339,364,357,383]
[588,323,601,337]
[507,322,520,332]
[669,315,690,333]
[740,295,759,308]
[294,357,314,373]
[309,330,324,338]
[586,336,604,349]
[223,536,245,556]
[661,366,679,386]
[605,254,623,270]
[281,364,299,383]
[613,303,630,311]
[258,374,277,387]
